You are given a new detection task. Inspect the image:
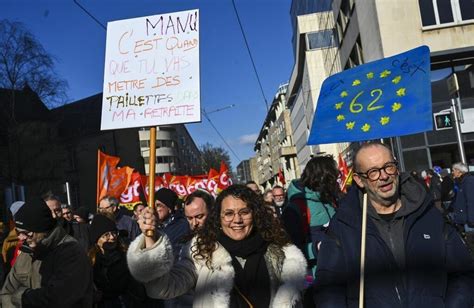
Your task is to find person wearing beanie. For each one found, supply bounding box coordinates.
[139,188,190,259]
[88,214,146,307]
[1,198,93,307]
[154,187,179,222]
[98,195,141,242]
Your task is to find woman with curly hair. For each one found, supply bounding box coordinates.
[127,184,307,307]
[281,155,341,282]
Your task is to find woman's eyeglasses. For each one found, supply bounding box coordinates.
[221,208,252,222]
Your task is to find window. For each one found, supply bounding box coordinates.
[140,140,149,148]
[306,29,337,50]
[419,0,474,27]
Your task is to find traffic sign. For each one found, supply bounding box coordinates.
[447,73,459,97]
[433,112,453,130]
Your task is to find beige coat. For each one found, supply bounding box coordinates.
[127,232,307,308]
[1,252,42,308]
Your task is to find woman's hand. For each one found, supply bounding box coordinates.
[138,207,158,248]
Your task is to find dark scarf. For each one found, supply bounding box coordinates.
[218,230,271,308]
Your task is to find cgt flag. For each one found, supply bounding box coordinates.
[308,46,432,145]
[97,150,134,202]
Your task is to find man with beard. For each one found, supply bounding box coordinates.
[1,198,92,307]
[315,142,473,307]
[271,185,286,217]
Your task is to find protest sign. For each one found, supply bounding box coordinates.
[308,46,432,145]
[101,9,200,130]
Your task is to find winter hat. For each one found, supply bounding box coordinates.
[73,206,89,221]
[10,201,25,218]
[90,214,117,244]
[155,188,178,211]
[15,199,56,232]
[433,166,442,174]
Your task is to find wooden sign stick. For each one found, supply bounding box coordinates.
[146,126,157,237]
[359,193,368,308]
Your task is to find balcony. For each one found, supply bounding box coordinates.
[279,146,297,157]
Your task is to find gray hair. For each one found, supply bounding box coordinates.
[99,195,119,207]
[452,162,469,173]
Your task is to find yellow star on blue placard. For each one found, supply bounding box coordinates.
[392,102,402,112]
[392,76,401,84]
[380,70,391,78]
[396,88,406,96]
[380,116,390,125]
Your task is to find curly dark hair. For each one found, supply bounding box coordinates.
[192,184,290,268]
[301,155,340,204]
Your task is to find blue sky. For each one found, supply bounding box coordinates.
[3,0,295,170]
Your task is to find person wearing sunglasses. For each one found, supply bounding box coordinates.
[1,198,92,307]
[315,142,474,307]
[128,184,307,307]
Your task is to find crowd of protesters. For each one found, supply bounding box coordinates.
[1,141,473,307]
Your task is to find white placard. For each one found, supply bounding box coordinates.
[101,9,200,130]
[461,108,474,133]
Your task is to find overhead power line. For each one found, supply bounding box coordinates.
[73,0,106,30]
[231,0,270,111]
[202,109,241,162]
[73,1,242,162]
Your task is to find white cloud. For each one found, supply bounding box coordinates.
[238,134,258,145]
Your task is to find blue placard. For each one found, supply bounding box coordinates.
[307,46,432,145]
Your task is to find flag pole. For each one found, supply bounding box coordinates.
[146,126,157,237]
[359,193,368,308]
[96,149,100,205]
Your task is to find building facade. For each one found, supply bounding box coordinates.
[236,159,252,184]
[254,84,300,189]
[287,3,346,173]
[0,90,147,220]
[139,125,202,176]
[318,0,474,170]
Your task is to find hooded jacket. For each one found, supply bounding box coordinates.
[315,174,474,308]
[127,232,307,308]
[282,180,336,262]
[1,226,93,308]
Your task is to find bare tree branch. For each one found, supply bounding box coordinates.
[0,19,69,109]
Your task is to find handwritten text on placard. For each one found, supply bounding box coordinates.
[101,10,200,130]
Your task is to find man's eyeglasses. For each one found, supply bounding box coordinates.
[221,208,252,222]
[100,231,119,239]
[98,204,113,211]
[355,161,399,181]
[15,229,34,238]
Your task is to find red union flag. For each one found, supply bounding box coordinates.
[278,167,286,186]
[119,162,233,210]
[338,153,350,193]
[97,150,134,202]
